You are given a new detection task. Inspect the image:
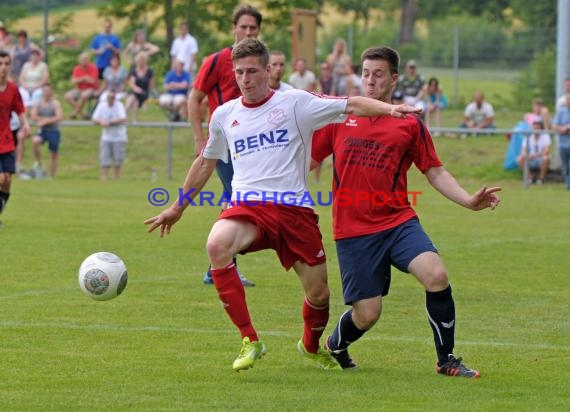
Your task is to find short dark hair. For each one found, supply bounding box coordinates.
[360,46,400,75]
[0,50,11,62]
[17,30,27,38]
[428,77,439,87]
[232,4,262,27]
[232,38,269,66]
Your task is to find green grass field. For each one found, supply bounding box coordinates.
[1,115,569,411]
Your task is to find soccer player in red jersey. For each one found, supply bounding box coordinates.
[187,4,262,287]
[145,39,420,372]
[0,50,30,226]
[312,46,501,377]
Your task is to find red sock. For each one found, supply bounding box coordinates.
[302,297,329,353]
[210,264,258,342]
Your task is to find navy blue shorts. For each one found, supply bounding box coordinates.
[0,151,16,174]
[335,217,438,304]
[39,129,61,153]
[216,155,234,197]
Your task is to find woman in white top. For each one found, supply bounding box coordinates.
[18,49,49,108]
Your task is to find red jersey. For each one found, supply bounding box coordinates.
[72,63,99,91]
[0,81,25,153]
[312,114,442,240]
[193,47,241,116]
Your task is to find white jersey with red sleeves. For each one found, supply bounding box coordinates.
[203,89,347,206]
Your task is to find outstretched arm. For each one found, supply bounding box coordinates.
[144,155,217,236]
[425,166,501,211]
[345,95,421,118]
[187,88,208,157]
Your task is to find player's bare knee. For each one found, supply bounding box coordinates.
[424,267,449,291]
[1,173,11,187]
[353,302,381,330]
[205,239,233,265]
[305,285,330,306]
[33,136,42,145]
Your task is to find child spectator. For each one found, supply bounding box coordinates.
[516,118,551,185]
[424,77,448,133]
[92,89,127,181]
[524,98,551,129]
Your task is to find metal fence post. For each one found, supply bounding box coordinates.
[167,125,173,181]
[453,26,459,106]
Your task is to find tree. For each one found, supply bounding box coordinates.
[399,0,417,43]
[327,0,385,31]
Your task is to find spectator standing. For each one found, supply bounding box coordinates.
[125,52,155,122]
[556,78,570,111]
[516,118,551,184]
[327,38,352,96]
[29,84,63,178]
[288,57,316,92]
[424,77,448,133]
[92,89,127,181]
[123,29,160,68]
[397,60,425,111]
[0,31,14,58]
[460,91,495,132]
[91,18,122,79]
[159,59,191,121]
[268,51,292,91]
[344,64,363,97]
[317,61,333,95]
[18,49,49,109]
[99,53,128,101]
[11,31,39,83]
[65,53,100,119]
[553,93,570,190]
[170,22,198,75]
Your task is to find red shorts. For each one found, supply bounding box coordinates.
[218,204,327,270]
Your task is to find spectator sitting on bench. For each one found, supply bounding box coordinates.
[65,52,99,119]
[516,117,551,185]
[158,59,190,121]
[460,91,495,133]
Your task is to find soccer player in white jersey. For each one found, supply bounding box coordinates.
[145,38,420,372]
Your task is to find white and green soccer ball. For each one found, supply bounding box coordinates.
[78,252,128,301]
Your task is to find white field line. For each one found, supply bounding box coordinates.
[1,320,568,351]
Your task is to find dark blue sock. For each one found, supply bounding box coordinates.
[0,191,10,214]
[426,285,455,365]
[327,309,366,351]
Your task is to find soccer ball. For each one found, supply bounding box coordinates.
[78,252,128,301]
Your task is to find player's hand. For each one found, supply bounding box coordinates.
[468,185,502,211]
[390,104,422,118]
[144,206,184,237]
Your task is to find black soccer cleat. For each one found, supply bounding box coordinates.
[325,336,358,369]
[436,354,480,378]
